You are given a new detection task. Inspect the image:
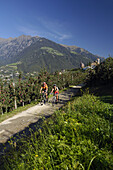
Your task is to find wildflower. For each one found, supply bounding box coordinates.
[35,155,38,157]
[75,122,81,125]
[74,128,76,131]
[14,142,16,147]
[39,129,42,133]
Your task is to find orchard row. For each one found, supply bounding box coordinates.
[0,69,87,114]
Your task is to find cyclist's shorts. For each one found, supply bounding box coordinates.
[54,91,59,94]
[42,89,47,94]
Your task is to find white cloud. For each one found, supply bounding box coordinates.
[17,17,72,42]
[18,25,39,36]
[51,30,72,41]
[36,17,72,41]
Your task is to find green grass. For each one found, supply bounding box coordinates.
[87,84,113,104]
[41,47,64,56]
[0,101,39,123]
[1,93,113,170]
[7,62,22,66]
[70,51,78,55]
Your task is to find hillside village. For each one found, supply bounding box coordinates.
[80,58,101,70]
[0,58,102,83]
[0,64,19,82]
[0,63,38,82]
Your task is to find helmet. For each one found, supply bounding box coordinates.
[43,82,46,86]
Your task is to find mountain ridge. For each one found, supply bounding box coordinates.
[61,44,104,61]
[0,35,104,73]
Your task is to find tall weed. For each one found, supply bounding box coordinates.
[2,94,113,170]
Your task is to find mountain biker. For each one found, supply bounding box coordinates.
[40,82,48,101]
[51,84,59,102]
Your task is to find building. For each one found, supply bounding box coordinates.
[80,62,85,68]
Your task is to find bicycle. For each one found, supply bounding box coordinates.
[40,92,48,105]
[50,93,59,106]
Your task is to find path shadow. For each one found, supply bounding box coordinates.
[0,113,52,167]
[0,87,81,167]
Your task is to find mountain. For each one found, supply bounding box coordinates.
[0,35,104,73]
[0,35,40,66]
[61,44,104,61]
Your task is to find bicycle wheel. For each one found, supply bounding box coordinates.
[44,96,46,104]
[52,95,56,106]
[40,94,43,105]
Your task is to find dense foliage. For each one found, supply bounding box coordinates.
[2,94,113,169]
[0,69,87,115]
[86,57,113,85]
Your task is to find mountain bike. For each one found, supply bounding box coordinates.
[51,93,59,106]
[40,92,48,105]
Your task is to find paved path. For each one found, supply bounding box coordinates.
[0,85,84,152]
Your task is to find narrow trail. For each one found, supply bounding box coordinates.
[0,85,83,152]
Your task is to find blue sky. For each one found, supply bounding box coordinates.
[0,0,113,58]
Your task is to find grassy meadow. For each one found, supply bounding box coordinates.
[1,91,113,170]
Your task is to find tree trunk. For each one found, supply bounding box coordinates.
[14,96,17,109]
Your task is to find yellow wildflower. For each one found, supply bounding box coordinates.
[74,128,76,131]
[39,129,42,133]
